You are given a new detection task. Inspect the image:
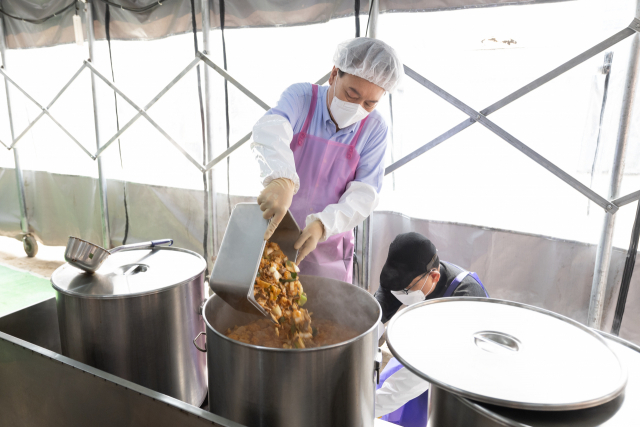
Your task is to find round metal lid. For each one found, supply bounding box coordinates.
[460,332,640,426]
[386,298,627,411]
[52,247,205,298]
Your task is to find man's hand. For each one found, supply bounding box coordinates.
[258,178,295,240]
[294,220,325,263]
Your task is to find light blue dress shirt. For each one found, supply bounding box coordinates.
[265,83,388,192]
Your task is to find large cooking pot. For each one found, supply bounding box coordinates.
[428,331,640,426]
[386,298,628,426]
[52,246,207,406]
[199,275,382,427]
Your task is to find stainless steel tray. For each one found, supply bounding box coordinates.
[209,203,300,316]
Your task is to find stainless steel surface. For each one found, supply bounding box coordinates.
[387,298,626,410]
[0,331,244,427]
[209,203,300,316]
[612,189,640,208]
[203,274,381,427]
[428,331,640,427]
[55,246,204,297]
[404,65,615,212]
[589,10,640,330]
[0,16,29,236]
[52,247,207,406]
[86,2,111,249]
[63,236,173,273]
[385,24,636,177]
[0,297,61,353]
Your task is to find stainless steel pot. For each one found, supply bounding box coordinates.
[200,275,382,427]
[427,331,640,426]
[52,247,207,406]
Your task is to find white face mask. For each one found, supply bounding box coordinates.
[329,79,370,129]
[391,272,434,306]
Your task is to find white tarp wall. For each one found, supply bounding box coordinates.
[1,0,640,340]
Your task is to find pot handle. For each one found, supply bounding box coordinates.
[374,348,383,384]
[193,332,207,352]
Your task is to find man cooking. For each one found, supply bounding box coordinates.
[251,37,403,283]
[374,231,489,426]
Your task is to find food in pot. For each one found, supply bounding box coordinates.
[244,241,314,348]
[226,318,358,349]
[227,241,358,349]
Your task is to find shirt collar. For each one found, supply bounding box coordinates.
[319,85,358,135]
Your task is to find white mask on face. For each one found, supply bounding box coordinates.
[391,272,433,306]
[329,78,371,129]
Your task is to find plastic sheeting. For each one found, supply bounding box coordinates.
[1,0,570,49]
[2,168,638,345]
[368,210,640,346]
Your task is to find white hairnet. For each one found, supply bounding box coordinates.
[333,38,403,93]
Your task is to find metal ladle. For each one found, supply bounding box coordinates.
[64,236,173,274]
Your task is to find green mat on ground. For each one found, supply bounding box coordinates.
[0,264,55,317]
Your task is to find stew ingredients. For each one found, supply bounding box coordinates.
[251,241,312,349]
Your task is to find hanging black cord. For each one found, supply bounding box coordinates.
[588,52,614,215]
[190,0,209,271]
[365,1,373,37]
[611,200,640,336]
[354,0,360,37]
[105,4,130,245]
[219,0,231,217]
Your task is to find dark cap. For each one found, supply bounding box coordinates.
[380,232,439,291]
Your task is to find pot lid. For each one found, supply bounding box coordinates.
[52,247,205,298]
[464,332,640,426]
[386,298,627,411]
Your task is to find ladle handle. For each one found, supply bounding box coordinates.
[109,239,173,254]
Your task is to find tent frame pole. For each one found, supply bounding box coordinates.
[360,0,380,290]
[0,17,30,239]
[588,2,640,329]
[85,1,111,249]
[201,0,218,266]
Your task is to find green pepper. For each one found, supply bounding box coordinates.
[279,278,296,283]
[312,326,318,337]
[291,272,298,280]
[298,292,307,307]
[290,323,297,335]
[278,316,285,324]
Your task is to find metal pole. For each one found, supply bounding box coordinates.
[367,0,379,39]
[85,1,111,249]
[0,17,29,237]
[201,0,218,264]
[588,4,640,329]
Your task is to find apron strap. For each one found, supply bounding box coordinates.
[443,267,489,298]
[298,84,319,146]
[347,115,369,159]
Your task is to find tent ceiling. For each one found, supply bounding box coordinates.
[1,0,572,49]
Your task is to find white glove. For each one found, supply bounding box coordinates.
[375,366,430,417]
[258,178,295,240]
[251,114,300,192]
[306,181,379,239]
[294,220,325,263]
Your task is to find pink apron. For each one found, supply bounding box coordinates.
[289,84,370,283]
